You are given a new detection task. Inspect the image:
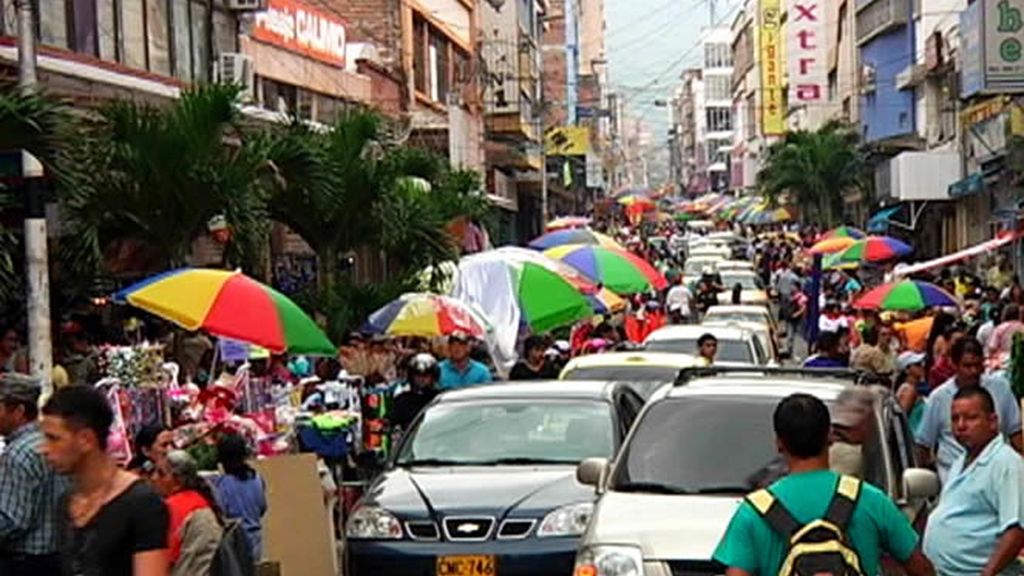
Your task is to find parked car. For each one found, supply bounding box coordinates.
[701,319,779,363]
[643,325,770,365]
[345,380,646,576]
[574,368,940,576]
[716,270,770,306]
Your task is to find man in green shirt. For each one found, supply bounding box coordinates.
[713,393,935,576]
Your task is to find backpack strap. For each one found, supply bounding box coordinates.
[824,475,862,531]
[746,488,801,539]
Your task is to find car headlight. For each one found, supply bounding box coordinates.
[537,502,594,538]
[345,506,403,540]
[574,545,644,576]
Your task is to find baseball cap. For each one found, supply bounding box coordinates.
[448,330,472,343]
[897,351,926,372]
[831,388,874,428]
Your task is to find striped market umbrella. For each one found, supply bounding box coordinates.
[363,293,492,338]
[529,228,624,250]
[809,236,858,255]
[854,280,958,311]
[546,216,592,231]
[544,244,668,295]
[114,268,334,355]
[833,236,913,264]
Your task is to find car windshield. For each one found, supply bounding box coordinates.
[721,274,764,290]
[611,396,784,494]
[396,400,614,466]
[705,311,768,326]
[561,364,684,382]
[645,338,754,363]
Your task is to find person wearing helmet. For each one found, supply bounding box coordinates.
[390,353,440,431]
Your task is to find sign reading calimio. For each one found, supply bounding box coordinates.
[253,0,347,67]
[785,0,826,104]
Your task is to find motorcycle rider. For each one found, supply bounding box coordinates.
[390,353,441,432]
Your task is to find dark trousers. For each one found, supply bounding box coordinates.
[0,552,62,576]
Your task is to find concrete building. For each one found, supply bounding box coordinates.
[480,0,546,243]
[701,26,734,193]
[676,69,707,194]
[730,0,761,195]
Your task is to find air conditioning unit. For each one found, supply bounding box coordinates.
[226,0,266,11]
[216,53,256,102]
[859,64,876,94]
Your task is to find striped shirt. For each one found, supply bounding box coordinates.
[0,421,69,555]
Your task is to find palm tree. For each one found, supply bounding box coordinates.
[758,120,865,226]
[59,85,273,275]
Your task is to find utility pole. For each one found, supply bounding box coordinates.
[15,0,52,393]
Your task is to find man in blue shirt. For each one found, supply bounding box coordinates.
[438,331,492,390]
[915,337,1023,483]
[923,386,1024,576]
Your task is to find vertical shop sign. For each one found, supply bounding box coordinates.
[759,0,785,135]
[786,0,826,104]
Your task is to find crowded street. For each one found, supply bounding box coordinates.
[2,0,1024,575]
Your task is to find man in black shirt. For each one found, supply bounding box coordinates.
[390,354,441,432]
[41,386,170,576]
[509,336,559,380]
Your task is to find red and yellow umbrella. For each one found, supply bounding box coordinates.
[114,268,335,355]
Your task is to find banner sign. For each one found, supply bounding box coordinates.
[545,126,591,156]
[759,0,785,135]
[254,0,348,67]
[786,0,826,104]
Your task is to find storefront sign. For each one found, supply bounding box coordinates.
[785,0,826,104]
[544,126,591,156]
[961,0,1024,96]
[759,0,785,135]
[254,0,347,67]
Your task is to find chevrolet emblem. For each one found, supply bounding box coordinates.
[455,523,480,534]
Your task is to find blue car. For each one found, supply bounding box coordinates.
[344,380,646,576]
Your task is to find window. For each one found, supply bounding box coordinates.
[828,70,838,101]
[190,0,210,82]
[68,0,99,55]
[98,0,118,61]
[413,16,428,94]
[705,75,731,101]
[35,0,68,48]
[745,92,756,139]
[171,0,192,80]
[430,32,449,102]
[121,0,147,69]
[150,0,173,75]
[707,138,731,165]
[412,12,467,105]
[706,106,733,132]
[704,42,731,68]
[837,4,847,45]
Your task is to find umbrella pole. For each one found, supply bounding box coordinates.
[209,340,220,385]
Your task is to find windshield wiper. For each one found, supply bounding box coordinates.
[613,481,691,495]
[474,457,580,466]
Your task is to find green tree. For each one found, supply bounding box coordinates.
[60,85,273,276]
[758,120,865,226]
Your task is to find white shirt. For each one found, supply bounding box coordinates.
[819,315,848,334]
[665,285,692,314]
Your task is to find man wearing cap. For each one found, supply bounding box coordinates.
[0,374,68,574]
[830,388,876,478]
[438,331,492,390]
[896,351,928,434]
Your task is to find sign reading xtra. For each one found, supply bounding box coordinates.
[786,0,826,105]
[759,0,784,135]
[254,0,347,67]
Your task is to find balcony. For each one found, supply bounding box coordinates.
[486,104,539,142]
[856,0,909,46]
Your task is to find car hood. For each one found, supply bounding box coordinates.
[362,466,593,517]
[587,491,742,560]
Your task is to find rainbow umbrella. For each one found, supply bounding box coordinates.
[363,293,492,338]
[452,248,593,333]
[833,236,913,264]
[854,280,958,311]
[618,194,656,210]
[546,216,592,231]
[529,228,624,250]
[590,288,626,314]
[820,226,866,240]
[809,236,858,255]
[114,268,334,355]
[544,244,668,295]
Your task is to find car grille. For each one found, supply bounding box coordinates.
[497,519,536,539]
[666,560,725,576]
[442,517,495,541]
[405,521,439,541]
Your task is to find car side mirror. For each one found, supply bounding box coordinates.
[577,457,610,491]
[903,468,940,500]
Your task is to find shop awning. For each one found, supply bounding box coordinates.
[867,205,902,232]
[893,230,1022,277]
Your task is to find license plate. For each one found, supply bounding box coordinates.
[436,555,496,576]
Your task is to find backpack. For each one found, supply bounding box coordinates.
[746,475,864,576]
[209,519,256,576]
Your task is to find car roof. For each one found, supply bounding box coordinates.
[436,380,625,403]
[645,325,752,341]
[561,351,699,370]
[664,374,852,402]
[706,305,770,315]
[719,269,758,277]
[702,320,769,334]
